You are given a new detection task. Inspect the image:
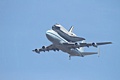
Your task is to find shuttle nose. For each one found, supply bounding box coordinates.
[52,25,55,30]
[52,25,60,30]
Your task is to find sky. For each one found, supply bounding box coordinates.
[0,0,120,80]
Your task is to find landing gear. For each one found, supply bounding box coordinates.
[98,47,100,57]
[69,55,71,60]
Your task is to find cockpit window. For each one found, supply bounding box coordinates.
[52,25,55,30]
[56,26,60,29]
[52,25,60,30]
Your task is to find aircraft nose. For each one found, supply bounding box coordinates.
[46,30,55,42]
[46,30,51,37]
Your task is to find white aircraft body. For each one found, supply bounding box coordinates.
[33,24,112,59]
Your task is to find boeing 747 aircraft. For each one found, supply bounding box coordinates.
[32,24,112,60]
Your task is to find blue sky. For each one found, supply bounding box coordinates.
[0,0,120,80]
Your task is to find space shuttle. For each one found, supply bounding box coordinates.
[52,24,85,42]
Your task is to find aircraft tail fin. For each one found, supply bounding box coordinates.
[69,26,74,33]
[79,47,84,52]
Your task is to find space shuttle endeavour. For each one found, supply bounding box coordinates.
[52,24,85,42]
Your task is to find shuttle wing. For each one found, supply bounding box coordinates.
[32,44,59,53]
[71,36,85,41]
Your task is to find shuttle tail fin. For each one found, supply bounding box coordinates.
[69,26,74,33]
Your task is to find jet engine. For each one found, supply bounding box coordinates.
[42,46,46,52]
[75,42,79,46]
[42,46,46,49]
[32,49,40,53]
[92,43,97,47]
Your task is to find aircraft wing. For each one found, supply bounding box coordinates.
[63,42,112,48]
[32,44,59,53]
[80,42,112,47]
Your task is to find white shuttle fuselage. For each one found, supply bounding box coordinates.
[52,24,85,42]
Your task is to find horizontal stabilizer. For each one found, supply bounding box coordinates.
[81,52,98,56]
[96,42,112,45]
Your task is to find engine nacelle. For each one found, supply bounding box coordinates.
[56,48,59,51]
[92,42,97,47]
[75,43,79,45]
[74,42,80,48]
[42,46,46,49]
[33,49,40,53]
